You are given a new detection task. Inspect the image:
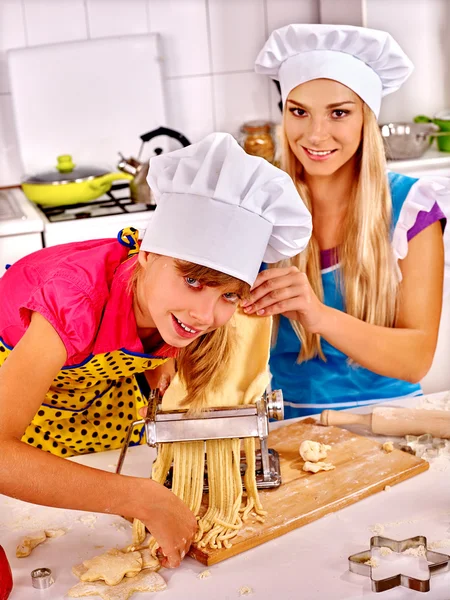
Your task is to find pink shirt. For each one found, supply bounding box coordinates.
[0,238,176,365]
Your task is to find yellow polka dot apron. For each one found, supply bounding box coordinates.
[0,228,169,458]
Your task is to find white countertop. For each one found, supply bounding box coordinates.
[387,147,450,175]
[1,393,450,600]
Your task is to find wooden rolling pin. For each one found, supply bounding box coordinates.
[320,406,450,438]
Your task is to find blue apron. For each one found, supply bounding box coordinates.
[270,173,423,419]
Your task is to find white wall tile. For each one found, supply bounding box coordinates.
[165,76,214,143]
[266,0,319,33]
[147,0,210,77]
[86,0,148,38]
[208,0,266,73]
[319,0,365,26]
[0,1,27,94]
[23,0,88,46]
[0,93,22,186]
[367,0,449,122]
[213,71,270,136]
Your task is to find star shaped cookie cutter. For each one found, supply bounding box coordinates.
[348,535,450,593]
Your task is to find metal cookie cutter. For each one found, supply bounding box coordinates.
[31,567,54,589]
[349,536,450,593]
[116,388,284,489]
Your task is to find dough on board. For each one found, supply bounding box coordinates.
[302,461,335,473]
[299,440,331,462]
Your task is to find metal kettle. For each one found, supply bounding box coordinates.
[118,127,191,205]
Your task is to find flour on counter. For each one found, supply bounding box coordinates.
[198,570,211,579]
[370,523,385,535]
[364,557,379,568]
[78,514,98,528]
[239,586,253,596]
[403,545,426,557]
[379,547,393,557]
[429,539,450,550]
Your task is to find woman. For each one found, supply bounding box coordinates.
[0,132,312,566]
[245,24,449,418]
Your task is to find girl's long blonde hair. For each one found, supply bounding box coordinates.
[278,103,399,362]
[130,258,250,412]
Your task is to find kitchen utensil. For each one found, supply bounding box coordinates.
[349,535,450,593]
[116,389,284,491]
[0,546,13,600]
[379,122,441,160]
[320,406,450,438]
[8,35,167,176]
[415,111,450,152]
[182,418,427,565]
[117,127,192,205]
[30,568,54,590]
[22,155,133,207]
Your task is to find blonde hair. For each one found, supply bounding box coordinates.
[130,258,250,412]
[278,103,399,362]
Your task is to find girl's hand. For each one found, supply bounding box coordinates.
[242,267,327,333]
[139,480,197,568]
[144,359,175,395]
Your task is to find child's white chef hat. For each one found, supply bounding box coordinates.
[255,24,413,117]
[141,132,312,285]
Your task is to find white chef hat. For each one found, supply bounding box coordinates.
[140,132,312,285]
[255,24,413,117]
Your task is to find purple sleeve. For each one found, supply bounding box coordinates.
[407,202,446,242]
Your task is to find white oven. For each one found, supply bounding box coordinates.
[0,188,44,273]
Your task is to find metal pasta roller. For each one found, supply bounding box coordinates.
[116,389,284,489]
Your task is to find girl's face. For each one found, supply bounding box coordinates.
[284,78,364,177]
[135,253,242,348]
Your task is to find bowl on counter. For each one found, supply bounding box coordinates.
[379,122,440,160]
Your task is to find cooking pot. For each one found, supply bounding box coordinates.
[414,111,450,152]
[22,155,133,207]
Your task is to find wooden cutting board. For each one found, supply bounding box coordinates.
[189,419,428,565]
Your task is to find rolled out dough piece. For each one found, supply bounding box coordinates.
[302,461,335,473]
[299,440,331,462]
[16,530,47,557]
[139,548,160,571]
[80,549,142,586]
[67,569,166,599]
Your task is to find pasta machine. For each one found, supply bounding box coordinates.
[116,389,284,489]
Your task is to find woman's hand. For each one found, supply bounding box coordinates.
[138,479,197,568]
[242,266,327,333]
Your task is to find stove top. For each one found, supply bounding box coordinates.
[37,183,156,223]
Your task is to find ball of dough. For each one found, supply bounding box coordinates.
[299,440,331,463]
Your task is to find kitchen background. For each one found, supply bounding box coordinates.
[1,0,450,185]
[0,0,449,392]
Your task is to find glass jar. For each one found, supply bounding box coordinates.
[239,120,276,165]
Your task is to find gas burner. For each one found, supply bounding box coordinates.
[37,182,156,223]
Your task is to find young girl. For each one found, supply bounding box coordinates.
[0,132,312,566]
[246,24,450,419]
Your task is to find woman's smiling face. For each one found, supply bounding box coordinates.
[134,253,244,348]
[284,78,364,177]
